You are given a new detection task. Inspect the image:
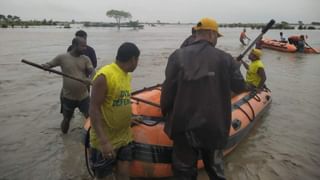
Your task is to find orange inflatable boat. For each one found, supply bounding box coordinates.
[303,47,320,54]
[261,39,319,54]
[83,84,272,178]
[261,39,297,52]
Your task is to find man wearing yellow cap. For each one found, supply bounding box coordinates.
[240,48,266,90]
[161,17,246,180]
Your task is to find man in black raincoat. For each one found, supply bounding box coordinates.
[161,17,246,180]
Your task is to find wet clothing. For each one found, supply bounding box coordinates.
[161,40,246,179]
[45,53,93,101]
[172,134,225,180]
[246,59,265,88]
[161,40,246,149]
[180,35,196,48]
[288,36,305,52]
[67,45,97,68]
[297,40,305,52]
[61,96,90,120]
[288,36,300,47]
[90,143,134,178]
[90,62,133,150]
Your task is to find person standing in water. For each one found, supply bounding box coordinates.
[89,42,140,180]
[240,28,251,45]
[161,17,246,180]
[42,37,94,134]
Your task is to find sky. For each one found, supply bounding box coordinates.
[1,0,320,24]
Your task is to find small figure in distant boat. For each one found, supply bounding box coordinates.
[240,48,266,91]
[180,26,196,48]
[240,28,251,45]
[279,32,287,42]
[42,37,94,134]
[288,35,306,52]
[296,35,306,52]
[288,35,300,47]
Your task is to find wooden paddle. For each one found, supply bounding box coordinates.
[236,19,275,61]
[21,59,88,84]
[304,41,319,54]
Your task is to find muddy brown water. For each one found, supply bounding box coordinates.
[1,26,320,180]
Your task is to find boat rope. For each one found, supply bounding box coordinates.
[131,84,161,95]
[84,127,95,178]
[234,103,253,122]
[250,90,261,102]
[234,91,257,122]
[131,115,162,127]
[131,96,161,108]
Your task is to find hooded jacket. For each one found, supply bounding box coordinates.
[161,40,246,149]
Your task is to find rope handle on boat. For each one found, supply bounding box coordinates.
[234,102,254,122]
[234,92,257,122]
[131,96,161,108]
[249,90,261,102]
[131,115,162,127]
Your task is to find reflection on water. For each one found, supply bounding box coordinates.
[0,26,320,180]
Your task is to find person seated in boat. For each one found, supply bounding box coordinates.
[240,28,251,45]
[296,35,305,52]
[279,32,287,42]
[180,26,196,48]
[240,48,266,91]
[288,35,300,47]
[42,37,94,134]
[89,42,140,180]
[161,17,247,180]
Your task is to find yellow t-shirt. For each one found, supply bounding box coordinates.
[246,60,264,87]
[90,62,133,150]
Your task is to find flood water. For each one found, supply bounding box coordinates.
[0,25,320,180]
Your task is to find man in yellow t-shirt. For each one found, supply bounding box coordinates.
[240,48,266,90]
[89,42,140,180]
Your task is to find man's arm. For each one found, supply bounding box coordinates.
[230,58,247,93]
[87,46,97,68]
[42,55,62,69]
[85,56,95,78]
[240,59,249,70]
[89,75,114,157]
[257,68,266,89]
[160,52,179,116]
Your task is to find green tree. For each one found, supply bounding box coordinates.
[0,14,6,22]
[106,9,132,29]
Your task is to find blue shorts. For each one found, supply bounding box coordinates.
[90,142,134,178]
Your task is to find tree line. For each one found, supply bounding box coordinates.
[0,14,57,28]
[1,12,319,30]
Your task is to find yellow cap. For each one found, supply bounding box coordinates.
[195,17,222,37]
[251,48,262,58]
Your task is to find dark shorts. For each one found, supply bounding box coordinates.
[61,96,90,119]
[172,134,225,180]
[90,143,134,178]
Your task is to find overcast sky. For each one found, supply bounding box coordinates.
[1,0,319,23]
